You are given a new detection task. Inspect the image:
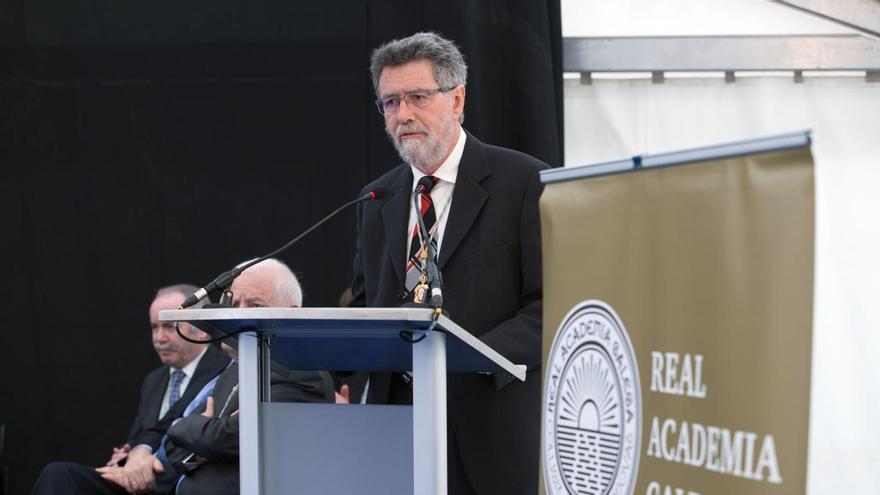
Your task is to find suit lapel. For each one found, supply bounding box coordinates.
[148,370,170,422]
[213,363,240,416]
[439,133,489,269]
[382,167,414,285]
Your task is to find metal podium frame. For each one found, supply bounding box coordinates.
[160,307,526,495]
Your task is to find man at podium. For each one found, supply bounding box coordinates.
[350,32,547,495]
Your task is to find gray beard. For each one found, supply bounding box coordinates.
[390,121,457,174]
[394,136,445,173]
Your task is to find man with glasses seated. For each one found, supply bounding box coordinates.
[348,32,548,495]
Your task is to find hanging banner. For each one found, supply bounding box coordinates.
[539,142,814,495]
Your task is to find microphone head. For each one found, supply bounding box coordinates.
[369,187,392,200]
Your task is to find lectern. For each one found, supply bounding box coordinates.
[160,307,526,495]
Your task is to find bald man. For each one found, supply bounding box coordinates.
[100,259,334,495]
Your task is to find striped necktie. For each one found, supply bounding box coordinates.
[405,175,440,296]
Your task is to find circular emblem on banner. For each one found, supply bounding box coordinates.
[543,300,641,495]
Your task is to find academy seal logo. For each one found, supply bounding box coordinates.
[544,300,641,495]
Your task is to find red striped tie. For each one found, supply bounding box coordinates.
[405,175,440,296]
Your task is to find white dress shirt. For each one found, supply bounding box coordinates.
[158,346,207,419]
[406,126,466,258]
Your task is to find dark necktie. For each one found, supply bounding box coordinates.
[405,175,440,294]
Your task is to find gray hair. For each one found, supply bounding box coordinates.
[370,32,468,97]
[156,284,207,309]
[235,258,303,307]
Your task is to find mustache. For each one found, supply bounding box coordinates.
[154,342,177,352]
[396,123,428,139]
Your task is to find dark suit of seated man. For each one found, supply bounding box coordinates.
[165,361,331,495]
[31,285,231,495]
[99,258,334,495]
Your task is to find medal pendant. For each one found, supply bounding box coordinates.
[413,274,429,304]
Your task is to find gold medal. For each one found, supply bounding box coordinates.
[413,274,429,304]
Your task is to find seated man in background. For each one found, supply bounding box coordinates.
[99,258,334,495]
[31,285,231,495]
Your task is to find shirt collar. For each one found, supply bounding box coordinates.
[410,126,466,189]
[173,346,208,378]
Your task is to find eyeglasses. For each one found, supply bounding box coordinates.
[375,86,456,115]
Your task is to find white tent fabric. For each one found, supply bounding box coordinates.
[563,75,880,494]
[561,0,850,36]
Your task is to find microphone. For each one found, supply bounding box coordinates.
[180,186,391,309]
[365,188,390,201]
[413,181,443,308]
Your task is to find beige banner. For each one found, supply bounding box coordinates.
[540,147,814,495]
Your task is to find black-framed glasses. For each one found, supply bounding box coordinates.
[375,86,456,115]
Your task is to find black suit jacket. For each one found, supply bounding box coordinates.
[349,131,547,495]
[125,344,230,451]
[165,363,334,495]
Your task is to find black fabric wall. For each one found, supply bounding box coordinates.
[0,2,562,493]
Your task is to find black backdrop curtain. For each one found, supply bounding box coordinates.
[0,1,562,493]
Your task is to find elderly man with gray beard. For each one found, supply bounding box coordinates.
[349,32,548,495]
